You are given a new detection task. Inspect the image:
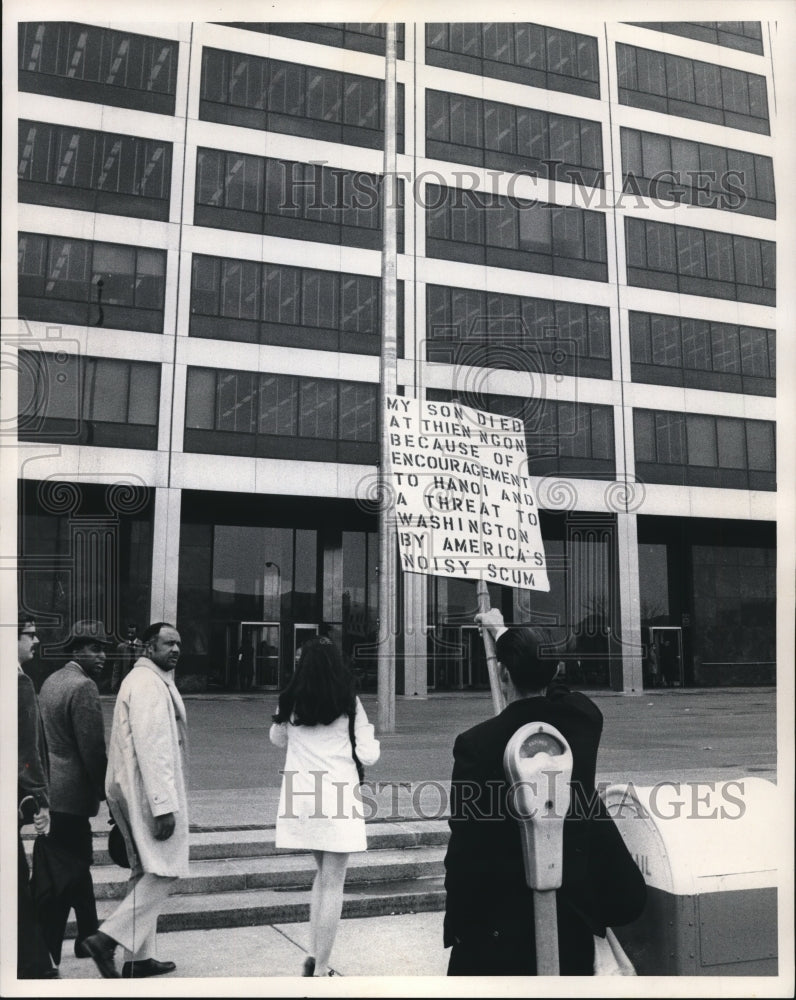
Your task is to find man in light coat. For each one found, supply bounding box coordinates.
[38,619,111,965]
[83,622,188,979]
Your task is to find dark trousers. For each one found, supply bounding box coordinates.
[41,813,99,964]
[18,832,55,978]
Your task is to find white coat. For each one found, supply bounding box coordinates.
[105,658,190,877]
[270,697,380,853]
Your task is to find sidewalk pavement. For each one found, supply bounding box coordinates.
[49,687,778,987]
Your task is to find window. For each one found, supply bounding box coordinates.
[200,48,403,152]
[617,43,769,134]
[625,218,774,305]
[221,23,406,58]
[426,285,611,378]
[184,367,379,463]
[427,23,599,98]
[18,232,166,332]
[427,183,607,281]
[620,127,774,218]
[18,350,159,449]
[426,91,603,185]
[634,409,775,489]
[195,150,401,252]
[190,255,390,355]
[626,22,764,55]
[630,311,774,395]
[19,22,178,114]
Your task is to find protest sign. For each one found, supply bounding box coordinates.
[385,395,549,591]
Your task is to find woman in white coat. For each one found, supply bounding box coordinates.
[270,637,379,977]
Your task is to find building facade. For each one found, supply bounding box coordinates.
[14,19,777,693]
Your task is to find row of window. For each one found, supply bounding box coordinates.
[426,23,599,99]
[630,312,775,396]
[200,48,403,152]
[634,410,775,491]
[627,22,764,56]
[17,350,777,493]
[18,233,166,333]
[18,351,160,450]
[426,184,607,281]
[426,91,603,186]
[190,256,396,355]
[621,128,775,220]
[18,22,178,115]
[426,285,611,379]
[184,369,379,463]
[220,22,406,58]
[625,218,775,306]
[616,43,769,134]
[18,120,172,222]
[195,150,401,251]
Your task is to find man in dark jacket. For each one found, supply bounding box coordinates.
[17,616,58,979]
[38,619,111,965]
[443,609,646,976]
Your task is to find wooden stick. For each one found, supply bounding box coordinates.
[477,580,505,715]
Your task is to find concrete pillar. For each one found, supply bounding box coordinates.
[149,486,182,625]
[401,571,428,697]
[617,510,644,693]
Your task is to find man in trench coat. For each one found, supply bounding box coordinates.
[83,622,188,979]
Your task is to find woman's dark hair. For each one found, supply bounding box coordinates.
[273,637,356,726]
[495,627,559,694]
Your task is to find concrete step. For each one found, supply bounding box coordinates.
[67,875,446,936]
[25,818,449,866]
[91,845,446,900]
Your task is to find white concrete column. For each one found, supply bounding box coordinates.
[149,486,182,625]
[617,510,643,694]
[401,571,428,697]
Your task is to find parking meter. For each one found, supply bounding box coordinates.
[504,722,573,974]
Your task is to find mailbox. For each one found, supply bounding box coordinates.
[604,777,780,976]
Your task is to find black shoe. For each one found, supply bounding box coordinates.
[82,931,120,979]
[302,956,316,977]
[74,936,92,958]
[121,958,177,978]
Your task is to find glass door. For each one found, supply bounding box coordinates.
[240,621,280,689]
[461,625,489,689]
[651,627,683,688]
[292,623,319,672]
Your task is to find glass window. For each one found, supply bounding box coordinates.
[590,406,613,458]
[45,237,91,300]
[225,153,264,212]
[341,275,378,333]
[451,287,483,335]
[196,148,225,206]
[483,22,515,63]
[650,314,681,366]
[676,228,706,277]
[518,201,551,253]
[185,368,216,429]
[484,102,515,153]
[671,137,700,176]
[258,374,298,435]
[721,67,750,114]
[515,24,546,70]
[549,115,580,165]
[625,218,646,263]
[716,417,746,468]
[344,76,380,130]
[221,259,260,319]
[339,382,377,441]
[552,207,584,258]
[687,414,718,467]
[681,318,712,370]
[302,270,338,329]
[267,60,304,116]
[704,231,734,283]
[645,222,676,272]
[299,379,337,439]
[733,236,762,287]
[634,409,655,462]
[546,29,577,78]
[135,250,166,309]
[621,128,642,177]
[710,324,740,373]
[306,67,342,122]
[641,132,670,177]
[629,312,651,363]
[694,61,722,107]
[745,421,774,471]
[263,264,301,325]
[486,199,518,248]
[92,244,135,305]
[128,363,160,424]
[191,256,220,315]
[516,107,548,160]
[216,371,257,434]
[426,91,449,142]
[739,327,770,377]
[655,412,686,464]
[636,48,666,95]
[450,94,483,148]
[449,23,481,57]
[666,54,695,102]
[588,307,610,359]
[84,358,129,422]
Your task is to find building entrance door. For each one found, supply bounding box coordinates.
[651,627,684,688]
[293,623,319,672]
[239,622,280,689]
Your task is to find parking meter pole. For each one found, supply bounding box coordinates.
[533,890,560,975]
[504,723,573,977]
[477,580,505,715]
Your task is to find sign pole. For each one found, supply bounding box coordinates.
[477,580,505,715]
[377,23,398,734]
